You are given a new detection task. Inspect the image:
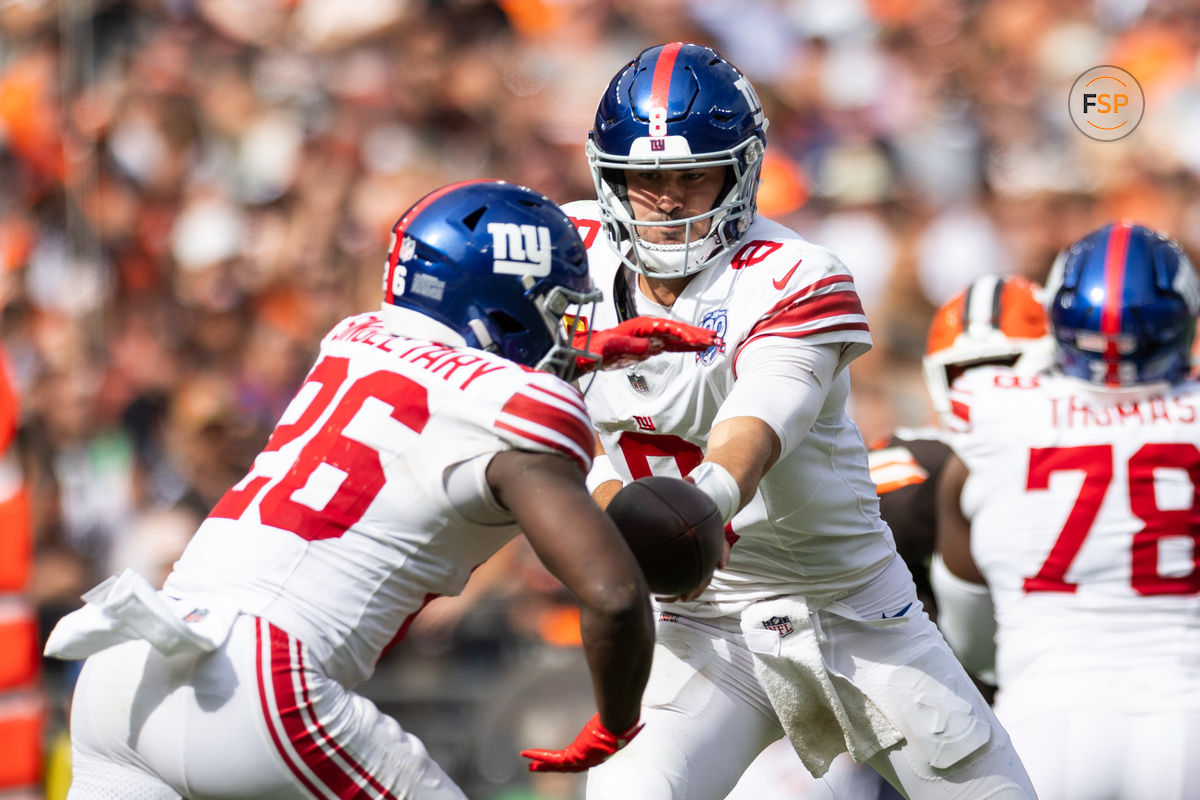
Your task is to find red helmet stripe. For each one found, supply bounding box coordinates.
[384,179,485,304]
[649,42,684,111]
[1101,222,1132,385]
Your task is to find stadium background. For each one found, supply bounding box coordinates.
[1,0,1198,797]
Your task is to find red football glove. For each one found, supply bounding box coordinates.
[520,713,643,773]
[575,317,720,373]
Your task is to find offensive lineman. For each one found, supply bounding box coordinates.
[556,42,1036,799]
[45,181,717,799]
[935,222,1200,799]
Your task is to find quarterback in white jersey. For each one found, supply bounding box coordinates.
[936,222,1200,799]
[570,42,1036,800]
[45,182,718,799]
[569,201,898,607]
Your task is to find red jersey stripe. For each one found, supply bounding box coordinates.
[499,392,594,462]
[529,382,589,417]
[951,399,970,426]
[749,289,867,337]
[495,420,590,473]
[761,274,856,318]
[733,322,870,376]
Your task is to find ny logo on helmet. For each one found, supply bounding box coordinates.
[488,223,551,277]
[734,76,765,127]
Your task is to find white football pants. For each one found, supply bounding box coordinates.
[66,614,466,800]
[998,696,1200,799]
[587,564,1037,800]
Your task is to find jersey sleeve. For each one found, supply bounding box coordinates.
[945,367,1024,472]
[733,245,873,375]
[561,200,605,253]
[490,372,595,474]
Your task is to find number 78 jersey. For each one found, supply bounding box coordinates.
[951,366,1200,704]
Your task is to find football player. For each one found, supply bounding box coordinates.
[45,180,717,799]
[560,42,1037,800]
[873,274,1051,629]
[934,222,1200,799]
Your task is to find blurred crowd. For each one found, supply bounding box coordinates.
[2,0,1200,796]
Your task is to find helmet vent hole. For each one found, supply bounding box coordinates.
[461,208,486,231]
[487,310,527,335]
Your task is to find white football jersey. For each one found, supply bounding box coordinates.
[952,366,1200,709]
[165,312,594,686]
[565,201,898,619]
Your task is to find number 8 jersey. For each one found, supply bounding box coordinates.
[951,365,1200,709]
[566,200,896,619]
[165,312,594,687]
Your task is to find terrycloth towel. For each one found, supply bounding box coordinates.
[44,568,238,660]
[739,596,904,778]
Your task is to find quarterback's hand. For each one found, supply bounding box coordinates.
[519,713,642,773]
[575,317,720,373]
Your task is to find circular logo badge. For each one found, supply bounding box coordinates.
[1068,66,1144,141]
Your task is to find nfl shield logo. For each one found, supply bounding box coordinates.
[183,608,209,624]
[628,373,649,392]
[763,615,793,637]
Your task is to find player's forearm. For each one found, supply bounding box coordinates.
[578,596,654,733]
[586,453,624,509]
[704,416,780,512]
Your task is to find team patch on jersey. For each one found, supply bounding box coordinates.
[762,615,794,637]
[697,308,728,365]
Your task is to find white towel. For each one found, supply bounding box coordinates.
[44,568,238,660]
[740,596,903,778]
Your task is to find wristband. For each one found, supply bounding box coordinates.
[586,454,623,495]
[688,461,741,524]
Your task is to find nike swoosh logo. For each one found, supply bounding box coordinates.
[773,259,802,290]
[881,603,912,619]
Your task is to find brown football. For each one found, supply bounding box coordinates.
[606,476,725,596]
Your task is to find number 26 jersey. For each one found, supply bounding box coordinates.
[165,312,594,687]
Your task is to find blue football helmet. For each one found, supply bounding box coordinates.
[1044,222,1200,388]
[586,42,768,279]
[380,180,601,379]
